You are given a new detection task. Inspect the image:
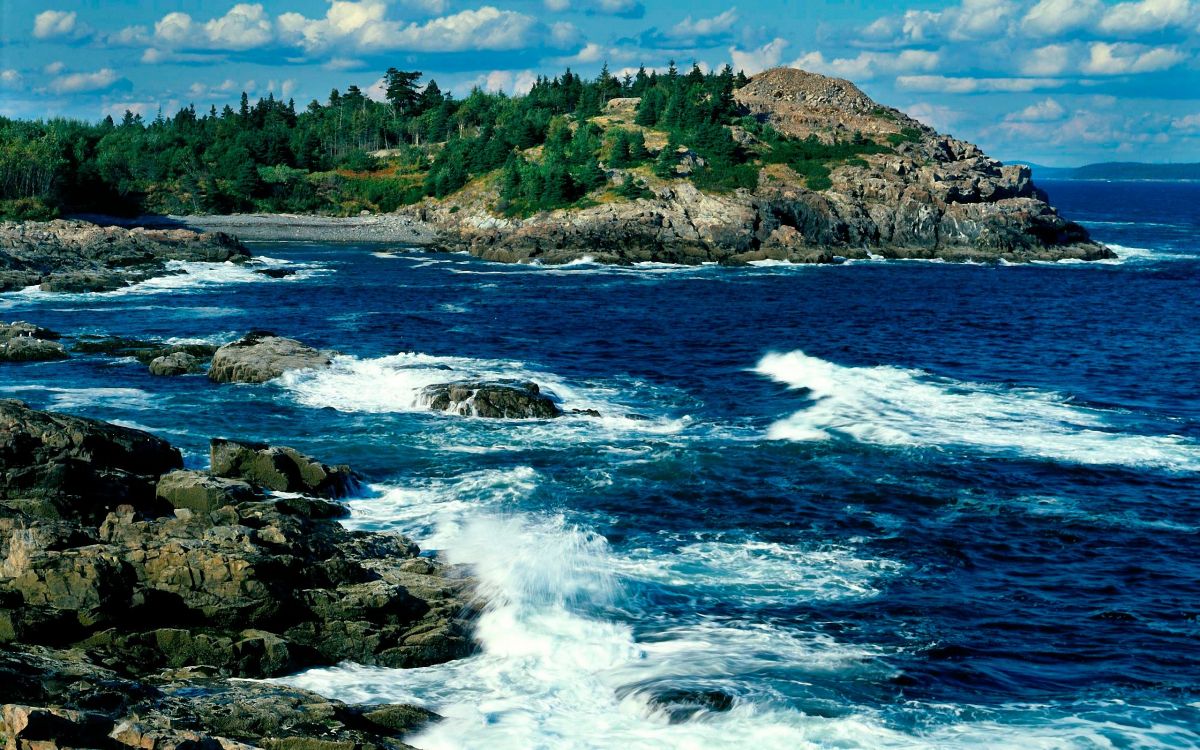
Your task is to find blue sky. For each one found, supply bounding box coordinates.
[3,0,1198,165]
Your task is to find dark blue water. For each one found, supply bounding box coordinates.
[2,181,1198,748]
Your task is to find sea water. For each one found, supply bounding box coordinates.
[3,180,1198,748]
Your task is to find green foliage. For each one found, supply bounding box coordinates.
[617,176,653,200]
[887,127,924,145]
[0,198,57,221]
[0,60,793,217]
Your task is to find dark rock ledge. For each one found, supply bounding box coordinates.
[0,399,473,750]
[0,220,250,294]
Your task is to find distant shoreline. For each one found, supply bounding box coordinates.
[70,212,438,245]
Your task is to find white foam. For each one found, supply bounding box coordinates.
[276,352,690,444]
[0,384,154,411]
[755,350,1200,471]
[616,539,903,604]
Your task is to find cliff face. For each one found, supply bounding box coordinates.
[411,67,1112,265]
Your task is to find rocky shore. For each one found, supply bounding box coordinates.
[0,220,250,293]
[407,68,1112,265]
[0,398,474,749]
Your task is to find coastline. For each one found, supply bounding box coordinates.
[71,212,438,245]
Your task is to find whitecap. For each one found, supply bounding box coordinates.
[754,350,1200,471]
[0,385,154,411]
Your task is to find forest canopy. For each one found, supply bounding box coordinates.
[0,63,894,221]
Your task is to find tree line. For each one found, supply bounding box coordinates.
[0,62,898,220]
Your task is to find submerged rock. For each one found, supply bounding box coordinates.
[422,381,562,419]
[208,332,332,384]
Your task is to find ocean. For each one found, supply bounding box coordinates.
[2,179,1198,748]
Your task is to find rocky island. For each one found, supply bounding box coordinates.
[410,67,1110,265]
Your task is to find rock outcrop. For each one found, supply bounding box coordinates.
[0,322,68,362]
[0,647,436,750]
[411,66,1112,265]
[0,220,250,293]
[0,400,473,750]
[73,336,219,376]
[422,381,563,419]
[209,332,333,384]
[149,351,202,376]
[209,439,359,498]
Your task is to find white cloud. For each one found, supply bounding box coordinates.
[204,3,274,50]
[730,37,789,75]
[43,61,66,75]
[278,3,544,53]
[904,102,965,131]
[1007,97,1067,121]
[791,49,940,81]
[1082,41,1186,74]
[49,68,119,94]
[1020,43,1076,75]
[668,8,739,40]
[897,75,1067,93]
[1171,113,1200,132]
[154,12,196,45]
[1098,0,1192,34]
[859,0,1019,45]
[323,57,368,71]
[33,10,81,39]
[545,0,571,9]
[106,25,150,46]
[1021,0,1102,35]
[0,70,22,88]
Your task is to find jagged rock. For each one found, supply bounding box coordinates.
[411,66,1112,265]
[208,333,332,384]
[422,381,562,419]
[149,352,201,376]
[0,648,432,750]
[73,336,218,366]
[0,220,250,294]
[0,322,69,362]
[209,439,358,499]
[155,471,258,513]
[254,268,296,278]
[0,400,182,522]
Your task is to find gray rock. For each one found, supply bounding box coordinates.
[208,332,332,384]
[0,399,182,521]
[149,351,201,376]
[0,219,250,294]
[209,439,359,499]
[0,337,68,362]
[422,381,562,419]
[410,66,1113,265]
[156,470,258,513]
[0,322,68,362]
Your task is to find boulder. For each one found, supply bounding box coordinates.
[156,471,258,513]
[209,440,358,498]
[0,400,182,521]
[0,322,68,362]
[421,381,562,419]
[0,337,68,362]
[149,352,201,376]
[208,333,332,384]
